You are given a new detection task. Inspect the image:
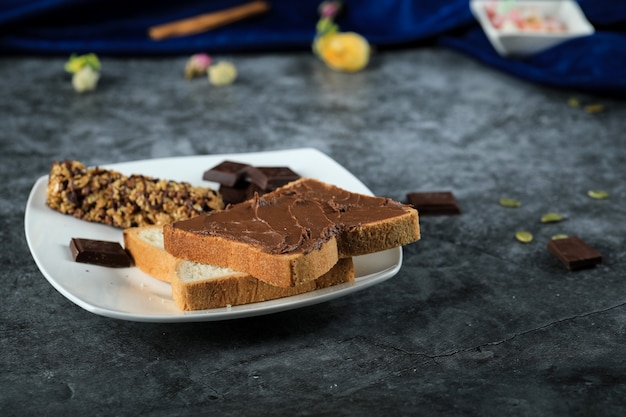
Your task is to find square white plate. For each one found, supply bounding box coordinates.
[470,0,594,56]
[25,148,403,322]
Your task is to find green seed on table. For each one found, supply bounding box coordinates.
[587,190,609,199]
[551,234,569,240]
[515,231,533,243]
[568,97,580,108]
[541,212,565,223]
[499,198,521,208]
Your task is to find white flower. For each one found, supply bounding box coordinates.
[208,61,237,86]
[72,66,100,93]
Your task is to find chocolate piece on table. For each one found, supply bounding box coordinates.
[406,191,461,215]
[202,160,250,187]
[70,238,133,268]
[546,236,603,271]
[246,166,300,190]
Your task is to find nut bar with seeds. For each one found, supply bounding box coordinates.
[46,160,224,228]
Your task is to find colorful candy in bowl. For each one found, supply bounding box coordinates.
[470,0,594,56]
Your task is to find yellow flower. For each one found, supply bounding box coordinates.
[314,32,370,72]
[65,58,85,74]
[65,53,101,74]
[208,61,237,86]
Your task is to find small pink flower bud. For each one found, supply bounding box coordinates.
[184,53,212,79]
[319,1,341,19]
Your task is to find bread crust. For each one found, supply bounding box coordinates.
[123,226,178,283]
[164,223,339,287]
[172,258,354,310]
[337,209,420,257]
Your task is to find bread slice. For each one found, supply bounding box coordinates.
[123,225,180,283]
[164,178,420,288]
[124,225,355,311]
[173,256,354,311]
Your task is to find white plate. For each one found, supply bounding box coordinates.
[25,148,403,322]
[470,0,594,56]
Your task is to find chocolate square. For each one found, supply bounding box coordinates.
[218,184,249,206]
[202,160,250,187]
[406,191,461,215]
[245,182,266,199]
[70,238,133,268]
[219,182,267,206]
[547,236,603,270]
[246,166,300,190]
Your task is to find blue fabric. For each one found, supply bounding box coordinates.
[1,0,624,96]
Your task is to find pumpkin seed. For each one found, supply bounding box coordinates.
[584,104,605,114]
[587,190,609,199]
[568,97,580,108]
[499,198,521,208]
[551,234,569,240]
[515,231,533,243]
[541,212,565,223]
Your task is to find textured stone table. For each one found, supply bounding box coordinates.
[2,48,625,416]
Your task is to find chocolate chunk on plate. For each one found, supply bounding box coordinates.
[202,160,250,187]
[546,236,603,270]
[218,184,249,206]
[246,166,300,190]
[219,182,266,206]
[406,191,461,215]
[70,238,133,268]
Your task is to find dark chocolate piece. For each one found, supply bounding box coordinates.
[245,182,266,199]
[406,191,461,215]
[246,166,300,190]
[202,161,250,187]
[219,183,250,206]
[208,161,300,204]
[70,238,132,268]
[547,236,603,271]
[219,182,267,206]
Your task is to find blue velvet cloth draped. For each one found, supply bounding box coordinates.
[1,0,624,96]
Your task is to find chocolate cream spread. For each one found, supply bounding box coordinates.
[172,178,411,255]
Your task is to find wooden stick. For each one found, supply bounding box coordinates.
[148,1,270,41]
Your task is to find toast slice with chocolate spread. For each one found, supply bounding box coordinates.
[163,178,420,288]
[124,225,354,310]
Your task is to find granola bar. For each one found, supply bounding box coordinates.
[46,160,224,228]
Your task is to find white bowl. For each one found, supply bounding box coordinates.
[470,0,594,57]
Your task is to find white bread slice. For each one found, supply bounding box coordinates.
[164,178,420,288]
[123,225,180,283]
[124,225,355,310]
[173,256,354,311]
